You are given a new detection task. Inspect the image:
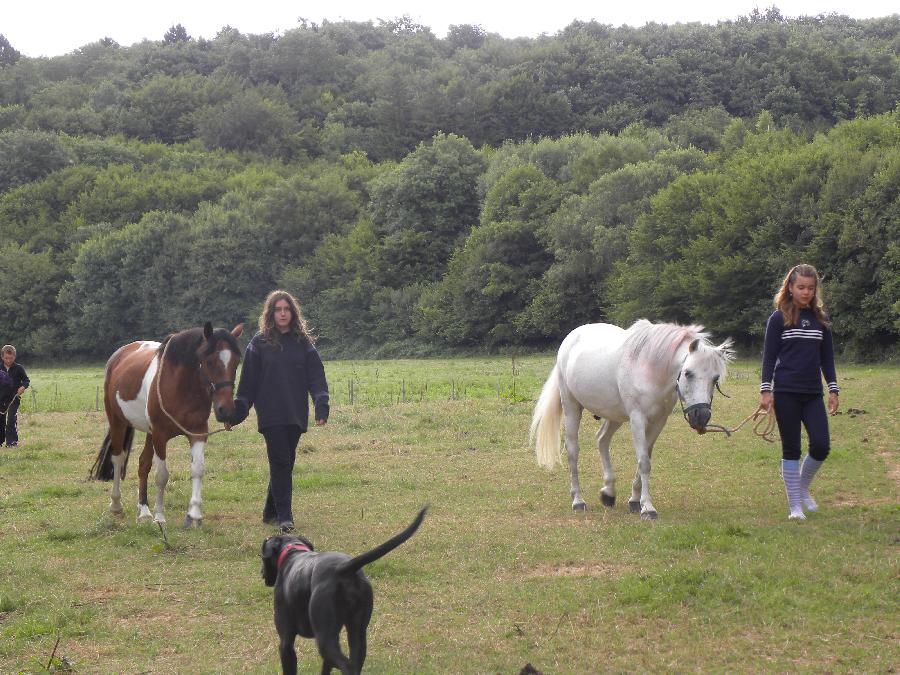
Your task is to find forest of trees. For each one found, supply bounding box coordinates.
[0,9,898,360]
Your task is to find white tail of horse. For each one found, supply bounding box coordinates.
[530,366,563,469]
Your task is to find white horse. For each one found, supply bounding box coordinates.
[531,320,734,519]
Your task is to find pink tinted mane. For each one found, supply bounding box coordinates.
[623,320,708,380]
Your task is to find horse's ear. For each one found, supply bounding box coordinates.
[717,338,736,362]
[688,338,701,353]
[231,323,244,338]
[203,322,213,340]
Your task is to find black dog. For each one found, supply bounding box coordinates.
[261,506,427,675]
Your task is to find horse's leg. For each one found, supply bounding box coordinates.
[136,435,155,522]
[597,420,622,508]
[561,394,586,511]
[108,422,127,516]
[184,438,206,528]
[152,442,170,524]
[628,413,667,520]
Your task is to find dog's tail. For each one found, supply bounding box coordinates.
[337,506,428,575]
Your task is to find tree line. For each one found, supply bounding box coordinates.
[0,11,897,360]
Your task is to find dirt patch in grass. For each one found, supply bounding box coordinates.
[882,452,900,488]
[522,560,634,579]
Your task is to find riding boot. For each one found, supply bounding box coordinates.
[781,459,805,520]
[799,455,823,512]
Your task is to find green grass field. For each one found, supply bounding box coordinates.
[1,357,897,673]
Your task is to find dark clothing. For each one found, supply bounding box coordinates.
[0,369,13,411]
[235,331,329,431]
[234,330,329,526]
[1,397,21,446]
[261,425,303,523]
[773,392,831,461]
[1,362,30,392]
[760,309,839,395]
[0,362,28,447]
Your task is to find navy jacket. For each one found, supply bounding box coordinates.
[0,369,13,410]
[1,362,29,391]
[760,309,839,396]
[0,362,27,412]
[234,331,329,432]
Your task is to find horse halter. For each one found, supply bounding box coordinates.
[196,362,235,396]
[674,367,730,430]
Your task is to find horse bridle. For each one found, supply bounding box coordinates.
[674,366,731,434]
[197,362,235,396]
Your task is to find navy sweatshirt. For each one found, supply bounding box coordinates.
[235,331,329,432]
[1,362,29,391]
[0,369,13,409]
[760,309,839,396]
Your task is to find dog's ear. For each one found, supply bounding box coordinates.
[261,536,281,560]
[261,536,281,587]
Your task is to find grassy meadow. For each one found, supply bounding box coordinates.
[0,356,897,674]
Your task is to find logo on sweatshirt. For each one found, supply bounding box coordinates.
[801,319,811,328]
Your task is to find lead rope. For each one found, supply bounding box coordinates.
[0,393,20,415]
[702,405,777,442]
[155,338,229,438]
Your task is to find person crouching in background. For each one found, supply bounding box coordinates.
[1,344,30,447]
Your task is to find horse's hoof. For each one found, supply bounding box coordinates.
[183,515,202,529]
[628,500,641,514]
[137,514,153,524]
[572,502,587,512]
[641,510,658,521]
[153,516,167,525]
[600,493,616,508]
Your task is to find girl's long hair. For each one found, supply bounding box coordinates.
[258,290,315,347]
[774,264,831,329]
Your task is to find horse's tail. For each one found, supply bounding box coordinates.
[531,365,563,469]
[90,427,134,481]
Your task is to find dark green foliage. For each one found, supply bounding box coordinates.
[0,16,897,360]
[0,34,20,67]
[0,130,72,192]
[370,133,485,286]
[609,111,900,357]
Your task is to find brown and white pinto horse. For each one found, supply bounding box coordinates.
[91,322,243,527]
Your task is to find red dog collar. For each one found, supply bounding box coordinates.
[277,542,311,569]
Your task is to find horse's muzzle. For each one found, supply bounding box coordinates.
[685,404,712,432]
[214,403,235,423]
[219,398,249,425]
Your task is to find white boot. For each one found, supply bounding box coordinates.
[782,459,805,520]
[799,455,823,512]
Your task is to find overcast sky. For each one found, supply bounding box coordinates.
[5,0,898,58]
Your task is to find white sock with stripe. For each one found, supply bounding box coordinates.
[781,459,805,520]
[799,455,823,512]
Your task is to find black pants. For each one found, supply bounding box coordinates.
[261,425,303,523]
[773,392,830,462]
[0,397,20,446]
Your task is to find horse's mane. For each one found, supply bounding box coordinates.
[623,319,711,371]
[158,326,240,366]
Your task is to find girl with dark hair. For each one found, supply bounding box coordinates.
[760,264,839,520]
[228,290,329,532]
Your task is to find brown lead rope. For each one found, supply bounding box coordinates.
[702,405,777,442]
[154,338,230,439]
